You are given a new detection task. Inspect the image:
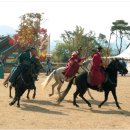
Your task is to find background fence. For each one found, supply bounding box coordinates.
[3,62,66,73]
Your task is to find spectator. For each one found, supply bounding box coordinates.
[46,57,53,76]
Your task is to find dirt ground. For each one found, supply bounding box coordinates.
[0,73,130,129]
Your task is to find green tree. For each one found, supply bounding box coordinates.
[111,20,130,54]
[52,42,71,62]
[53,26,97,62]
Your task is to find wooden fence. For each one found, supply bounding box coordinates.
[4,62,66,73]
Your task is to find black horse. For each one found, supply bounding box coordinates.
[9,59,41,107]
[4,81,36,99]
[57,59,128,109]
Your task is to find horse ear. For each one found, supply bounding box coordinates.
[114,58,118,62]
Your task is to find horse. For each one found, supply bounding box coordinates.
[57,59,128,109]
[9,59,41,107]
[41,59,94,99]
[4,81,36,99]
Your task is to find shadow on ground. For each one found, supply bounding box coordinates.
[21,99,66,115]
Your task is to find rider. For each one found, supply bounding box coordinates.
[3,64,18,87]
[8,47,39,86]
[89,45,105,92]
[62,47,87,81]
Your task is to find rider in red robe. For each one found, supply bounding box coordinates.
[62,47,87,80]
[89,46,105,91]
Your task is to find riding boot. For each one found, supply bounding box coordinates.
[9,65,21,86]
[97,84,103,92]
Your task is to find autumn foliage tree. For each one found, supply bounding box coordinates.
[16,13,48,60]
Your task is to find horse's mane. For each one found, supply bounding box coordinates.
[106,59,118,72]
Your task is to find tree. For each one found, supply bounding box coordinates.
[53,26,97,62]
[111,20,130,54]
[96,33,111,56]
[16,12,48,60]
[53,42,71,62]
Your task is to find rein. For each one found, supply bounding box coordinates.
[80,65,89,73]
[107,76,117,85]
[20,74,31,86]
[80,60,92,73]
[105,62,118,86]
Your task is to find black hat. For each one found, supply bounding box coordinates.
[30,47,36,51]
[78,46,83,51]
[97,46,103,51]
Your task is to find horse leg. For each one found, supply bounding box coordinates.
[87,89,94,100]
[57,83,63,98]
[98,90,109,108]
[9,84,13,98]
[49,82,58,96]
[32,87,36,99]
[73,88,80,107]
[111,89,121,109]
[27,89,30,99]
[9,85,17,106]
[9,96,17,106]
[17,97,21,107]
[17,87,27,107]
[79,89,91,107]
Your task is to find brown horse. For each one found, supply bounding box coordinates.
[4,82,36,99]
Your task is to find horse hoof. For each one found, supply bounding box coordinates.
[56,101,60,105]
[98,105,101,108]
[32,96,35,99]
[9,96,13,98]
[27,97,30,99]
[17,104,20,107]
[3,82,8,87]
[118,106,121,109]
[49,94,52,97]
[88,104,92,107]
[9,102,14,106]
[73,103,79,107]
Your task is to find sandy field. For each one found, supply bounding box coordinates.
[0,73,130,129]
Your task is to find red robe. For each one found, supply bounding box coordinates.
[63,51,87,78]
[89,51,105,86]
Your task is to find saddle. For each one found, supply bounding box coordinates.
[87,71,108,92]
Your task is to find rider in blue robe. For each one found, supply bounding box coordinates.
[9,47,39,86]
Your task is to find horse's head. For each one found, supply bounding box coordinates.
[110,59,128,75]
[31,59,41,80]
[116,59,128,75]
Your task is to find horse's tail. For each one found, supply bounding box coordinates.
[57,76,76,104]
[41,70,56,89]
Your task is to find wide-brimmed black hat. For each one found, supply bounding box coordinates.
[97,45,103,50]
[30,47,36,50]
[30,47,37,52]
[78,46,83,51]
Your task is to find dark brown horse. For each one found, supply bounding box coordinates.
[4,82,36,99]
[9,65,36,107]
[9,59,41,107]
[57,59,128,109]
